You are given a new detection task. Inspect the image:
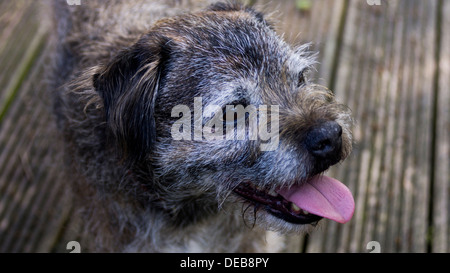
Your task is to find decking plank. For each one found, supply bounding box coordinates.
[0,45,70,252]
[0,1,41,121]
[0,0,70,253]
[432,0,450,253]
[305,0,438,253]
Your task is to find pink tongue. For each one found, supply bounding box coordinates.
[277,176,355,224]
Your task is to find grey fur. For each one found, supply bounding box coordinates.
[50,0,353,252]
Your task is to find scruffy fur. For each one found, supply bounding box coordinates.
[50,0,353,252]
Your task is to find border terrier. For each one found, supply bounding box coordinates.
[50,0,355,252]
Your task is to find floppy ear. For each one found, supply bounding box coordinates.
[93,33,169,162]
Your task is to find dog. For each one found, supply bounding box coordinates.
[50,0,355,252]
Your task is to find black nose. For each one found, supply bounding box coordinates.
[304,121,342,162]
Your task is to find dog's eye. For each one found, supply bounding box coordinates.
[297,70,306,87]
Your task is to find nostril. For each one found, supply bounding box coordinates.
[313,139,332,153]
[304,121,342,159]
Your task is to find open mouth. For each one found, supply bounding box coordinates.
[233,175,355,225]
[233,181,323,224]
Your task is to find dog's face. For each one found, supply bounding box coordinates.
[93,2,354,234]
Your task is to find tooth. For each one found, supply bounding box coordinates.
[268,189,278,197]
[291,203,301,213]
[302,210,309,215]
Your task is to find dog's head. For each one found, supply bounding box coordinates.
[93,2,354,233]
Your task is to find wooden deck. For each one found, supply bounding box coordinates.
[0,0,448,253]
